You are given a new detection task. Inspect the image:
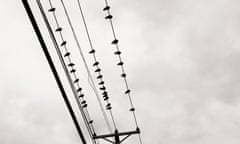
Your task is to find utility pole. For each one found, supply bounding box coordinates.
[22,0,143,144]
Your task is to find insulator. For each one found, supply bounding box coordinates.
[125,89,131,94]
[100,86,106,91]
[130,108,135,111]
[103,96,109,101]
[102,91,108,96]
[82,103,88,108]
[89,120,93,124]
[93,61,99,66]
[114,51,121,55]
[106,103,112,110]
[98,81,104,85]
[70,69,76,73]
[105,15,113,19]
[103,94,108,98]
[79,94,84,98]
[111,39,119,45]
[121,73,126,78]
[103,6,110,11]
[103,94,108,99]
[89,49,95,54]
[95,68,101,72]
[136,127,140,132]
[61,41,67,46]
[77,87,82,92]
[81,100,86,104]
[64,52,70,57]
[48,8,56,12]
[117,61,124,66]
[55,27,62,32]
[68,63,75,67]
[97,75,103,79]
[74,79,79,83]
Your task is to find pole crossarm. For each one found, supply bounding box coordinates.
[93,128,140,144]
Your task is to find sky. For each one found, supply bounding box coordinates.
[1,0,240,144]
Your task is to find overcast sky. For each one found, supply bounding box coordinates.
[1,0,240,144]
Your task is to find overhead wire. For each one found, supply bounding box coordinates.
[22,1,87,143]
[102,0,143,143]
[76,0,117,131]
[40,0,142,143]
[27,0,143,143]
[37,0,96,143]
[59,0,113,133]
[49,1,99,141]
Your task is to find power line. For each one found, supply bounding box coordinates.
[24,0,143,143]
[59,0,113,133]
[76,0,117,131]
[37,0,96,143]
[22,0,86,143]
[102,0,143,143]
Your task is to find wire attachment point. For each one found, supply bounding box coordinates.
[111,39,119,45]
[105,15,113,19]
[89,49,96,54]
[130,108,135,112]
[48,7,56,12]
[64,52,70,57]
[93,61,99,66]
[121,73,126,78]
[55,27,63,32]
[99,81,105,85]
[125,89,130,94]
[68,63,75,67]
[95,68,101,72]
[61,41,67,46]
[114,51,121,55]
[97,75,103,79]
[103,6,110,11]
[117,61,124,66]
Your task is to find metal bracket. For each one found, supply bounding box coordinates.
[93,128,140,144]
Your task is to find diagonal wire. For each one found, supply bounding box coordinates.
[37,0,95,143]
[59,0,113,133]
[47,1,96,134]
[22,1,86,143]
[102,0,143,143]
[76,0,117,131]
